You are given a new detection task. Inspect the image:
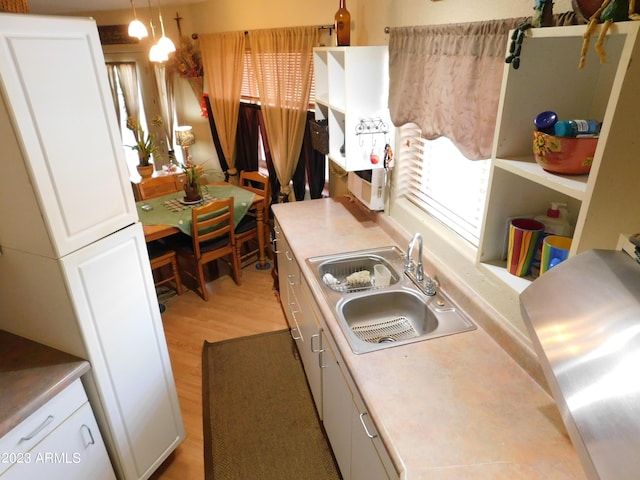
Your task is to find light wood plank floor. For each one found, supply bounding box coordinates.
[150,260,287,480]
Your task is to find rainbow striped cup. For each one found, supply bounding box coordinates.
[507,218,545,277]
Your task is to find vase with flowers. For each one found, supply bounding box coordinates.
[181,162,204,202]
[126,116,163,178]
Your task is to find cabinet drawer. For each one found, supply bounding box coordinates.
[0,379,86,475]
[1,402,115,480]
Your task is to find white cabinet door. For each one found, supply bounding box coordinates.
[0,14,137,259]
[2,402,116,480]
[61,223,184,479]
[321,331,353,479]
[274,222,299,333]
[351,399,393,480]
[297,278,323,413]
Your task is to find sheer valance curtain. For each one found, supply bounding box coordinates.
[388,18,525,160]
[248,26,318,200]
[200,31,246,173]
[388,14,579,160]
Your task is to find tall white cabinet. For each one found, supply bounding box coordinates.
[478,22,640,292]
[0,13,184,480]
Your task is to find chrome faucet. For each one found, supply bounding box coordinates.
[405,233,437,296]
[406,233,424,282]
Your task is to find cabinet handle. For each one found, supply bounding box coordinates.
[290,327,302,340]
[287,274,297,286]
[20,415,54,442]
[319,350,328,369]
[271,237,282,255]
[81,424,96,446]
[285,250,293,261]
[310,333,322,353]
[359,412,378,439]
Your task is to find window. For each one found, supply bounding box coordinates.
[239,48,316,175]
[395,123,490,246]
[240,49,315,108]
[106,62,148,176]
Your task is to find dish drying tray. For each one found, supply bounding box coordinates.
[318,255,398,293]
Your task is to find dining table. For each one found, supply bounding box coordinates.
[136,183,268,269]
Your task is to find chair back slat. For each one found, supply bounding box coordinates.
[191,197,235,258]
[137,175,179,200]
[239,170,269,208]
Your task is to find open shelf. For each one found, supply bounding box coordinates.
[494,157,588,200]
[478,22,640,291]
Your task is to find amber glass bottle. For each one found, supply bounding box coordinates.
[335,0,351,46]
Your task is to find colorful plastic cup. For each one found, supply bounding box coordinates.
[507,218,545,277]
[540,235,572,274]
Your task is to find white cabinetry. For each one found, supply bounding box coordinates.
[320,331,353,477]
[478,22,640,292]
[320,329,396,480]
[0,14,184,480]
[274,221,322,411]
[313,47,394,173]
[274,219,397,479]
[0,379,115,480]
[0,15,136,259]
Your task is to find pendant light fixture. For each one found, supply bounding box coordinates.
[127,0,148,40]
[156,0,176,55]
[148,0,168,63]
[148,21,167,62]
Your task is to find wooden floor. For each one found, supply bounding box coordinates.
[150,259,288,480]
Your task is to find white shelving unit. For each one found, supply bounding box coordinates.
[478,22,640,292]
[313,46,394,173]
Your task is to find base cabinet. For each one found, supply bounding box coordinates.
[274,221,323,413]
[0,379,115,480]
[320,332,353,477]
[321,331,395,480]
[274,218,398,480]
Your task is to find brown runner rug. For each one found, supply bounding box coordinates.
[202,329,342,480]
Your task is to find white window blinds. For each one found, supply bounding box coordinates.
[240,49,315,107]
[395,123,490,246]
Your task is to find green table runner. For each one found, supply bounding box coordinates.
[136,185,255,236]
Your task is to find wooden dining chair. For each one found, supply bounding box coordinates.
[147,240,182,296]
[169,197,241,301]
[137,175,179,200]
[236,170,270,268]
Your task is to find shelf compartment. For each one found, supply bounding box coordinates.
[494,157,588,200]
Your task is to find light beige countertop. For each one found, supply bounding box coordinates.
[0,330,89,438]
[272,197,585,480]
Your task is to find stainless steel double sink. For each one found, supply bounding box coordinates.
[306,246,476,354]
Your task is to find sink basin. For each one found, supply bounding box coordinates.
[314,248,401,293]
[337,289,476,354]
[306,247,477,354]
[340,290,438,342]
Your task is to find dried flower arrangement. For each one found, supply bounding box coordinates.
[168,36,204,79]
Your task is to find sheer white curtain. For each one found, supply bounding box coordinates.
[105,65,121,131]
[200,31,246,172]
[248,26,318,200]
[153,65,176,151]
[114,63,140,124]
